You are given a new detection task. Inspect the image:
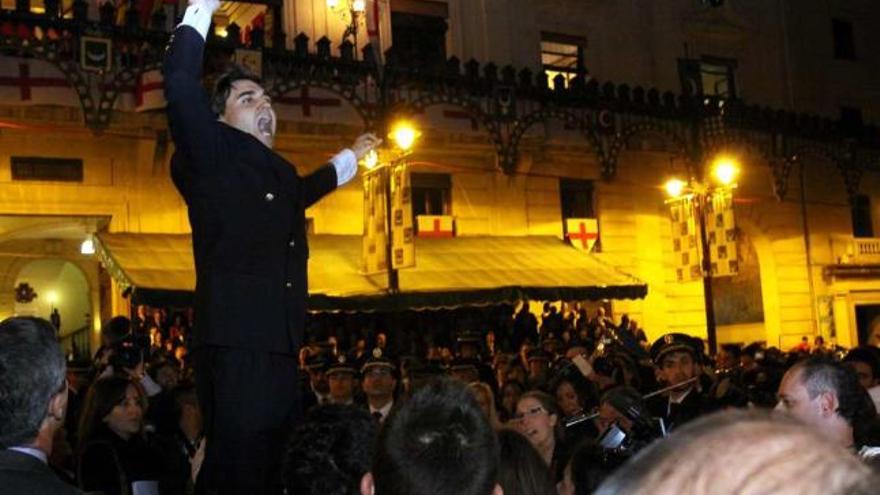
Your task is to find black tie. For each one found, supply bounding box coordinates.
[373,412,383,423]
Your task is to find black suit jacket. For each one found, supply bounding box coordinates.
[164,26,338,355]
[0,449,81,495]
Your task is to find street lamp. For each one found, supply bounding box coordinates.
[664,155,741,354]
[327,0,367,51]
[362,121,420,293]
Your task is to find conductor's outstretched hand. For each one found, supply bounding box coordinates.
[189,0,220,14]
[351,133,382,160]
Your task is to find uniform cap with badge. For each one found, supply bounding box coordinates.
[361,347,397,376]
[650,333,699,365]
[326,354,359,376]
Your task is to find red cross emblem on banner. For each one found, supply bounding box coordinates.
[565,218,599,251]
[276,86,341,117]
[0,62,69,101]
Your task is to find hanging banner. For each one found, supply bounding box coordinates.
[669,197,701,282]
[706,189,739,277]
[565,218,599,251]
[362,168,388,274]
[390,162,415,269]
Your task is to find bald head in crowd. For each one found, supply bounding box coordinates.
[595,410,875,495]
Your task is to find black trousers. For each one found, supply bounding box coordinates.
[194,347,301,495]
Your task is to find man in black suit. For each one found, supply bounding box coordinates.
[164,1,379,492]
[0,317,80,495]
[646,333,715,432]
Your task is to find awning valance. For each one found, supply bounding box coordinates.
[95,233,647,311]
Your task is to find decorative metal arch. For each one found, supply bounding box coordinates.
[93,62,163,129]
[268,78,371,128]
[611,120,691,171]
[504,106,606,175]
[0,36,97,130]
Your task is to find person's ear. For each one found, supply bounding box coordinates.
[818,392,838,417]
[47,389,67,423]
[493,483,504,495]
[360,472,375,495]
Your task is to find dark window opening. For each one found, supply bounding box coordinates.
[678,57,738,99]
[11,156,83,182]
[851,194,873,238]
[840,106,863,134]
[412,173,451,231]
[832,18,856,60]
[541,32,586,89]
[560,178,594,220]
[390,0,448,71]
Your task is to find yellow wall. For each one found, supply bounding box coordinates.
[1,104,878,351]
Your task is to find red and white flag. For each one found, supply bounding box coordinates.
[136,69,165,112]
[365,0,384,74]
[0,56,78,107]
[565,218,599,251]
[417,215,455,238]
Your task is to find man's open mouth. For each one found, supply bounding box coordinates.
[257,113,273,136]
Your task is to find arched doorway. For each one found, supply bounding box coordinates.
[713,229,767,345]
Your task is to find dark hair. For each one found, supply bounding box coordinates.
[497,429,556,495]
[518,390,561,418]
[373,378,499,495]
[211,65,262,117]
[283,404,377,495]
[78,376,145,448]
[0,317,66,447]
[720,343,742,359]
[102,316,130,343]
[844,347,880,381]
[794,357,875,427]
[567,440,615,495]
[552,370,599,415]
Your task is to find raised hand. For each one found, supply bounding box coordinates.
[351,133,382,160]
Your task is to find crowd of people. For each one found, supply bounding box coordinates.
[2,303,880,494]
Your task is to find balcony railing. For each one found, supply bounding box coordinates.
[831,235,880,265]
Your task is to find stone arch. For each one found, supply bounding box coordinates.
[730,212,783,348]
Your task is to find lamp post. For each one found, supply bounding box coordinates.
[327,0,367,55]
[664,156,740,354]
[361,120,420,293]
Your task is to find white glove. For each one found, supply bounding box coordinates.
[181,0,219,40]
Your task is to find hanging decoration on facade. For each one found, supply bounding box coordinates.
[565,218,599,252]
[80,36,112,72]
[14,282,37,304]
[669,197,702,282]
[705,189,739,277]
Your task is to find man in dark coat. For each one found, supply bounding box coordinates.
[164,1,379,492]
[645,333,715,432]
[0,317,81,495]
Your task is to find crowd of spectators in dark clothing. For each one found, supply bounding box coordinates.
[3,301,880,494]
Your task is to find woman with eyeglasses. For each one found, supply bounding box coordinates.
[512,390,567,482]
[76,376,167,495]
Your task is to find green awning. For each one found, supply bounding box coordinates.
[95,233,646,311]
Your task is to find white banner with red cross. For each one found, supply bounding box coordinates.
[273,86,360,124]
[417,215,454,238]
[0,56,78,107]
[565,218,599,251]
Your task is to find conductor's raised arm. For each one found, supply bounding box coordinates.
[163,0,220,170]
